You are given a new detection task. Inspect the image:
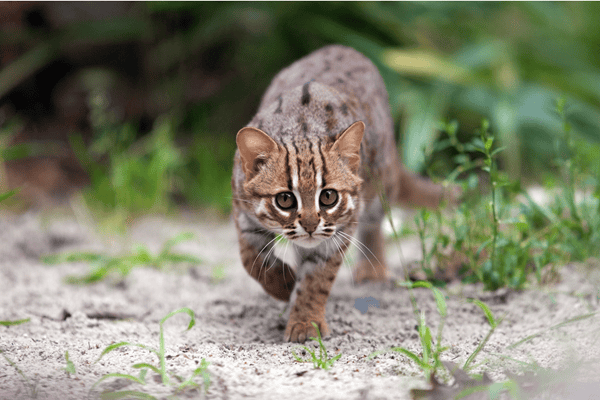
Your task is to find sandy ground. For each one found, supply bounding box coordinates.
[1,210,599,400]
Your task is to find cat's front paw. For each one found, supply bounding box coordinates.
[284,319,329,343]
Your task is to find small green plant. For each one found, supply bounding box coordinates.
[63,351,76,376]
[92,307,210,399]
[414,208,449,284]
[370,281,502,383]
[462,298,501,372]
[43,232,201,284]
[469,119,534,290]
[421,118,558,289]
[292,322,342,370]
[371,281,449,380]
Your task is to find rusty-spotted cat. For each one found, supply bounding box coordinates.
[232,45,452,343]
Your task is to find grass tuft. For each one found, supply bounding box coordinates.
[292,322,342,370]
[92,307,210,399]
[413,107,600,290]
[43,232,201,284]
[372,281,450,381]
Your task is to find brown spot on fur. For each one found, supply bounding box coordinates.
[301,81,311,106]
[326,117,337,132]
[341,103,348,115]
[275,95,283,113]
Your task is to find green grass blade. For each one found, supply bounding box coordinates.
[382,48,476,85]
[507,311,597,350]
[42,252,105,265]
[463,326,497,371]
[159,253,203,265]
[95,342,156,363]
[160,232,195,255]
[0,189,19,203]
[159,307,196,331]
[128,246,153,265]
[132,363,161,374]
[176,358,211,393]
[467,298,497,328]
[0,318,30,327]
[292,346,317,365]
[390,347,429,370]
[1,349,33,385]
[367,349,388,360]
[92,373,148,390]
[156,308,196,384]
[412,281,447,317]
[100,390,157,400]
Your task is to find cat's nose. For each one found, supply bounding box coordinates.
[300,219,319,235]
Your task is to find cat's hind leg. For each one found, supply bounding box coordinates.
[352,197,389,283]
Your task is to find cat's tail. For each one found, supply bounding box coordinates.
[397,166,461,209]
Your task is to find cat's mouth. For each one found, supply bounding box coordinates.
[292,236,324,249]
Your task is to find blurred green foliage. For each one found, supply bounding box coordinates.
[412,104,599,290]
[160,1,600,175]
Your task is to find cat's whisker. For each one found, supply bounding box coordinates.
[337,230,381,275]
[250,234,280,280]
[263,235,283,275]
[230,197,254,205]
[330,234,355,287]
[280,239,295,283]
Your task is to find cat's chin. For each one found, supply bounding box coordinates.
[292,237,324,249]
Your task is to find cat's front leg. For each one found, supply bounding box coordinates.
[284,250,343,343]
[237,228,296,302]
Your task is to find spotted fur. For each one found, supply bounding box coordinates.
[232,45,454,343]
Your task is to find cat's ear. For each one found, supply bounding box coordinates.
[331,121,364,173]
[236,127,279,178]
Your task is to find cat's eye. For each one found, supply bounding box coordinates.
[319,189,338,207]
[275,192,297,210]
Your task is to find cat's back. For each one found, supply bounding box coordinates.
[249,45,394,146]
[259,45,385,111]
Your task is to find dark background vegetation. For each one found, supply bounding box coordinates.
[1,2,600,219]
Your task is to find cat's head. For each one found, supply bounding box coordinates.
[236,122,364,248]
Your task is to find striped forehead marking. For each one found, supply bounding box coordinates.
[285,142,300,193]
